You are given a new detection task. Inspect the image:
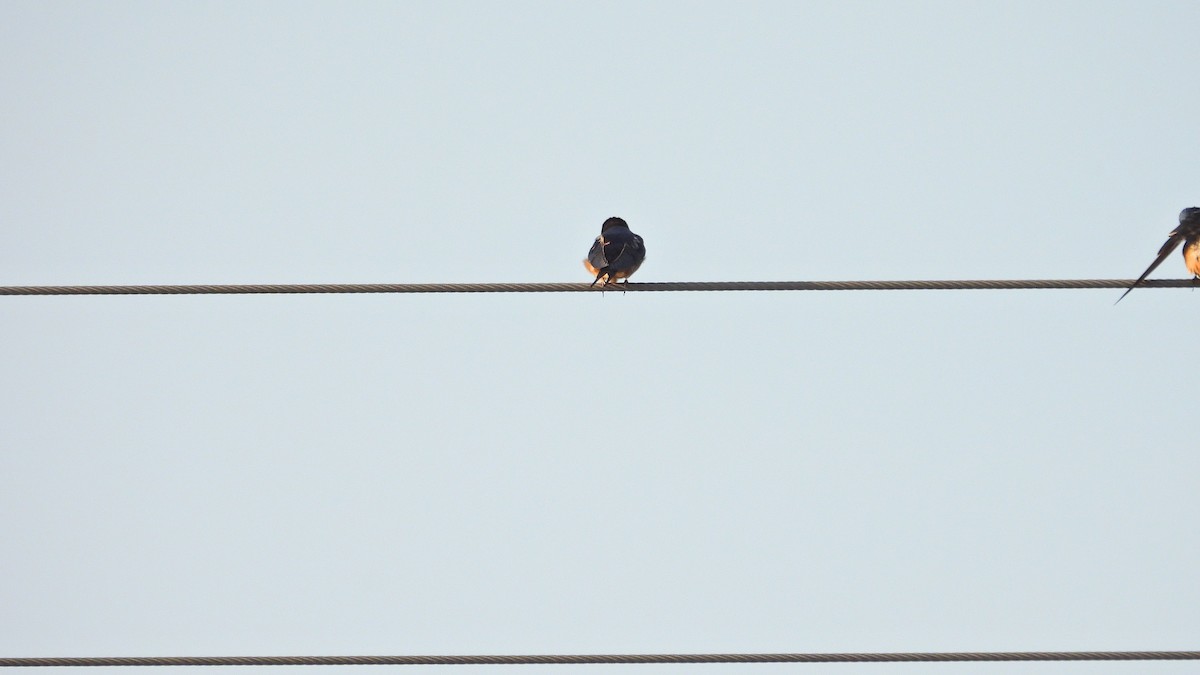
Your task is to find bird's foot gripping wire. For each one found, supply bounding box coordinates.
[593,278,631,294]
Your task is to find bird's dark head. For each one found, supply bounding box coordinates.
[1180,207,1200,223]
[600,217,629,232]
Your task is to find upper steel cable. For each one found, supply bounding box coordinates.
[0,279,1193,295]
[2,651,1199,667]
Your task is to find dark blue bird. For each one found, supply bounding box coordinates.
[583,217,646,287]
[1117,207,1200,303]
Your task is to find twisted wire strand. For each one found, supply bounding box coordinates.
[2,651,1198,667]
[0,278,1193,296]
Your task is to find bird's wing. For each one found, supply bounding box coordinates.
[631,234,645,262]
[1116,230,1186,304]
[603,231,643,270]
[586,236,608,271]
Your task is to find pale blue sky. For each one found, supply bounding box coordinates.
[2,2,1198,674]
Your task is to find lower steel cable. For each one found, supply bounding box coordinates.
[0,279,1194,295]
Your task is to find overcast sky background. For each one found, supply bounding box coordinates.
[2,2,1199,674]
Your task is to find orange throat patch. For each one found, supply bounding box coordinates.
[1186,241,1200,278]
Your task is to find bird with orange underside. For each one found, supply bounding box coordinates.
[1117,207,1200,303]
[584,217,646,287]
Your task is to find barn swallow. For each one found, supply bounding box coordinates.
[1116,207,1200,303]
[584,217,646,287]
